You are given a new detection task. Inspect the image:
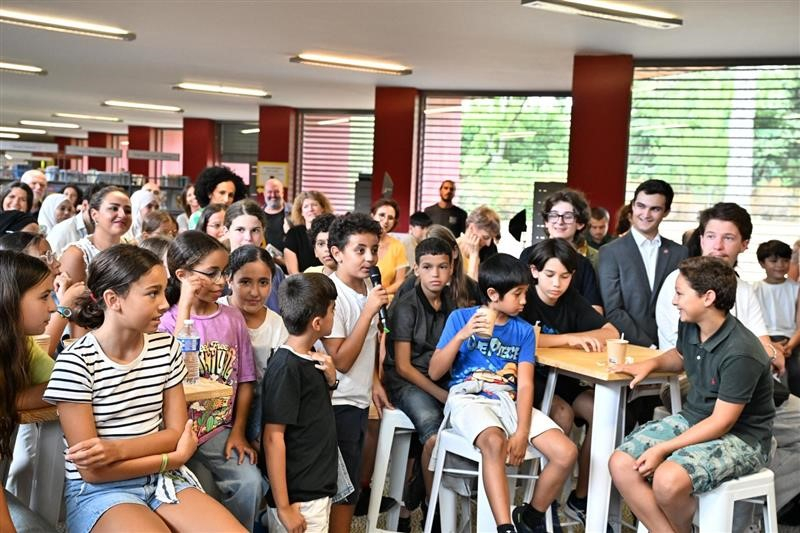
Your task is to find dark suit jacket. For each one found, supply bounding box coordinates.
[598,232,687,347]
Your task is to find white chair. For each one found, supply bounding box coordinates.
[425,429,553,533]
[636,468,778,533]
[367,408,416,533]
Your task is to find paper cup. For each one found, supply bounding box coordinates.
[475,306,498,338]
[33,334,50,352]
[607,339,629,366]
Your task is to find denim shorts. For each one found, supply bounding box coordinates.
[387,380,445,444]
[618,413,768,493]
[64,471,198,532]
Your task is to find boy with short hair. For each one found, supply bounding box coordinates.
[306,213,337,275]
[398,211,433,267]
[754,239,800,395]
[610,256,775,533]
[321,213,390,533]
[429,253,578,533]
[262,273,340,533]
[384,237,453,506]
[587,206,613,249]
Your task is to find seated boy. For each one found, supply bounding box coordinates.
[610,256,775,533]
[521,238,619,525]
[384,237,454,510]
[753,239,800,396]
[262,273,340,532]
[429,253,578,533]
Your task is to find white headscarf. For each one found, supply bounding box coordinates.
[37,193,68,235]
[129,189,159,239]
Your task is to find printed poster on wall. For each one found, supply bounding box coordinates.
[256,161,289,190]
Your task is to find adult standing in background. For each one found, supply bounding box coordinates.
[284,190,333,274]
[371,198,409,296]
[587,206,614,249]
[424,179,467,237]
[262,178,291,255]
[20,170,47,213]
[176,183,200,233]
[188,166,248,229]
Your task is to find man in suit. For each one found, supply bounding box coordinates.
[598,179,687,348]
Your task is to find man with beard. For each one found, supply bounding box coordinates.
[424,180,467,237]
[262,178,291,255]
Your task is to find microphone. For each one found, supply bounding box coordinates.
[368,266,390,333]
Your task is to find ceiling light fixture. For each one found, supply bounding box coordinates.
[290,52,412,76]
[240,128,260,135]
[20,119,80,129]
[521,0,682,29]
[54,112,122,122]
[0,8,135,40]
[0,61,46,75]
[0,133,21,139]
[317,118,350,126]
[0,126,47,135]
[120,141,129,146]
[173,82,270,98]
[102,100,183,113]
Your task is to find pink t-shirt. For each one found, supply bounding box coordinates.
[160,304,256,444]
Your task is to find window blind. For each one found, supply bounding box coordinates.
[297,112,375,214]
[418,94,572,230]
[627,64,800,281]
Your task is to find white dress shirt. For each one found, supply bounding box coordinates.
[630,227,662,291]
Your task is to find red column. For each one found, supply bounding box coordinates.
[128,126,155,177]
[183,119,218,182]
[87,132,111,171]
[54,136,72,168]
[258,106,296,192]
[372,87,419,232]
[566,55,634,230]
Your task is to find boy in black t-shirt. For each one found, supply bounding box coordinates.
[521,238,620,525]
[262,273,340,532]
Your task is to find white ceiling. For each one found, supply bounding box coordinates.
[1,0,798,137]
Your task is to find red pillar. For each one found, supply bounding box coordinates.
[183,118,218,182]
[566,55,634,230]
[258,106,296,192]
[87,132,111,171]
[128,126,155,177]
[372,87,419,232]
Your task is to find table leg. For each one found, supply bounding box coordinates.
[541,368,558,416]
[29,421,64,526]
[586,382,623,533]
[668,375,682,414]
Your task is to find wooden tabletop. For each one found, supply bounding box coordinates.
[536,344,668,382]
[19,378,233,424]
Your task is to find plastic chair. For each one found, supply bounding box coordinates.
[425,429,553,533]
[367,408,416,533]
[636,468,778,533]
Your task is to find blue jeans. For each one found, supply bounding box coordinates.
[386,379,444,444]
[187,427,266,529]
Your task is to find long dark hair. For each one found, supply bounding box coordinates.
[0,251,50,458]
[72,245,162,330]
[165,231,228,305]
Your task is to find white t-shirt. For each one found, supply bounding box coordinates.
[47,213,88,258]
[753,279,800,338]
[326,272,378,409]
[656,269,768,350]
[43,332,185,480]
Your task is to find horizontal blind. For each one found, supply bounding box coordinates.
[418,95,572,229]
[297,112,375,214]
[627,65,800,281]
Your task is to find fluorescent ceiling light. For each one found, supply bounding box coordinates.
[0,61,46,75]
[102,100,183,113]
[424,105,465,115]
[0,8,135,40]
[120,141,129,145]
[290,52,412,76]
[240,128,260,135]
[0,126,47,134]
[174,82,270,98]
[20,119,80,129]
[0,133,21,139]
[54,112,122,122]
[521,0,682,29]
[317,118,350,126]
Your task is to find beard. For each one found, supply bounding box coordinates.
[265,198,283,211]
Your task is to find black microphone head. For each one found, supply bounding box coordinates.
[369,265,382,285]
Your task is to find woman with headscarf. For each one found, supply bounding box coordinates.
[125,189,159,242]
[37,194,75,236]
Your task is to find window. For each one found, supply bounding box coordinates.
[297,112,375,213]
[627,64,800,280]
[418,94,572,240]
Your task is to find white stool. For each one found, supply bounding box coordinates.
[367,408,416,533]
[636,468,778,533]
[425,429,552,533]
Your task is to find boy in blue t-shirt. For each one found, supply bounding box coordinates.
[429,254,578,533]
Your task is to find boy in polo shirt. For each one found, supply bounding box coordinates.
[610,256,775,533]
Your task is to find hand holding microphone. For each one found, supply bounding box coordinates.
[368,266,390,333]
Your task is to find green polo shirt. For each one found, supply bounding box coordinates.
[677,314,775,451]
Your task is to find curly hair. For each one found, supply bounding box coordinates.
[542,188,591,246]
[290,191,333,226]
[327,213,381,253]
[194,166,248,208]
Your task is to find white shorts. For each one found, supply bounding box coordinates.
[448,395,562,446]
[267,496,331,533]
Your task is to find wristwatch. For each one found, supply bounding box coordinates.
[328,379,340,391]
[56,305,73,319]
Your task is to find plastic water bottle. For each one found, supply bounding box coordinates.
[177,319,200,384]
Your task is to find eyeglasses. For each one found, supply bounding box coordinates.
[38,251,57,264]
[545,211,577,224]
[190,268,225,283]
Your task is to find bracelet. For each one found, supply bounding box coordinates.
[159,453,169,474]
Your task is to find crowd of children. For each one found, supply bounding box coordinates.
[0,172,796,533]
